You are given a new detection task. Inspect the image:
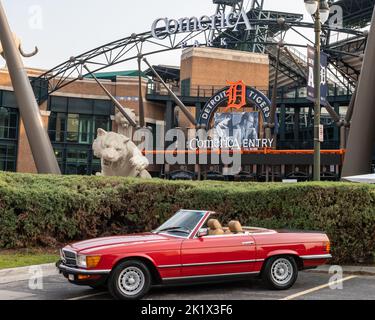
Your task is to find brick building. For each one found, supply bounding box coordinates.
[0,47,346,180]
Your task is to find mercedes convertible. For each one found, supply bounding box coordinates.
[57,210,332,300]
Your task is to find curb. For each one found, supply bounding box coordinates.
[309,265,375,276]
[0,263,58,284]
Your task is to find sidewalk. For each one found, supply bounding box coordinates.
[0,264,58,284]
[310,265,375,276]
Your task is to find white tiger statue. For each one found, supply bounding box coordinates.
[93,128,151,179]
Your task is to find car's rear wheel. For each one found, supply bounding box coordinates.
[108,260,151,300]
[262,256,298,290]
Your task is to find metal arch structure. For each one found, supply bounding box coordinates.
[210,0,244,41]
[24,0,375,177]
[32,18,364,103]
[30,0,368,150]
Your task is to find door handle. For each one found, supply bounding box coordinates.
[242,241,255,246]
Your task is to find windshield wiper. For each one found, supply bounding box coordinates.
[157,226,191,234]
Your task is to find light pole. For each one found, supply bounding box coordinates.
[304,0,330,181]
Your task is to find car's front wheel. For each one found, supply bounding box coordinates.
[262,256,298,290]
[108,260,151,300]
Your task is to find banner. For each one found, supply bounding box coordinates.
[307,45,328,106]
[213,112,262,149]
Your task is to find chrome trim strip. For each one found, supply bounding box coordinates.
[157,264,181,269]
[182,259,263,267]
[163,271,260,281]
[157,233,187,239]
[300,254,332,260]
[158,259,264,269]
[57,263,111,275]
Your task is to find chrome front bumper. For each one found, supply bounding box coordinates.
[56,261,111,275]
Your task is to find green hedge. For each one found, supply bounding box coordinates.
[0,172,375,264]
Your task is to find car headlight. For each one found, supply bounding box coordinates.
[77,255,101,269]
[77,255,87,268]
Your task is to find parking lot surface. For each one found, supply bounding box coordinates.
[0,270,374,300]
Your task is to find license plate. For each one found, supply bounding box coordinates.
[68,274,75,281]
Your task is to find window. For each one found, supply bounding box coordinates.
[0,144,17,172]
[49,112,111,145]
[154,210,205,237]
[2,91,18,109]
[79,116,92,144]
[49,113,66,142]
[95,116,110,133]
[0,107,18,140]
[66,114,79,142]
[48,97,113,175]
[0,105,18,172]
[65,147,90,175]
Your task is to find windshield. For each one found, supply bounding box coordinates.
[154,210,206,237]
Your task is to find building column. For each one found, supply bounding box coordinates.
[279,104,286,141]
[195,102,202,123]
[293,107,300,145]
[334,102,340,145]
[165,100,175,133]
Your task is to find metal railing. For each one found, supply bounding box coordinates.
[147,82,353,101]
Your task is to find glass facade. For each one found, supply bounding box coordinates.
[0,91,19,172]
[48,96,113,175]
[277,108,339,150]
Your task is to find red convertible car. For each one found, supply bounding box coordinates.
[57,210,332,300]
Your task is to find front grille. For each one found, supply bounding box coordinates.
[62,249,77,267]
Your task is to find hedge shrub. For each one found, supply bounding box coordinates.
[0,172,374,264]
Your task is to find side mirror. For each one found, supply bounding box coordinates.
[197,228,208,238]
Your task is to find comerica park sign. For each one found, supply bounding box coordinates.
[151,9,253,40]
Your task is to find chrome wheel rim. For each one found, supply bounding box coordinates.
[271,258,293,285]
[118,267,145,296]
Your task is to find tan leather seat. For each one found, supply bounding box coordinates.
[224,227,233,235]
[228,220,244,234]
[207,219,224,236]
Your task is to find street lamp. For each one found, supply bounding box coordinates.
[304,0,318,15]
[303,0,330,181]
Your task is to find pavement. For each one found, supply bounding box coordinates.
[0,264,374,300]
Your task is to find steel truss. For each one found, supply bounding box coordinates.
[32,3,365,103]
[333,0,375,28]
[210,0,244,41]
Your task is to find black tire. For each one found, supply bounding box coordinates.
[262,256,298,290]
[108,260,151,300]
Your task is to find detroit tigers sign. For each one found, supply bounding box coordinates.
[197,83,272,129]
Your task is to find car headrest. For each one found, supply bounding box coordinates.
[228,220,243,233]
[207,219,222,230]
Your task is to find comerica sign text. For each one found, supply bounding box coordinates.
[151,9,254,40]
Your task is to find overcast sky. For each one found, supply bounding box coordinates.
[2,0,314,71]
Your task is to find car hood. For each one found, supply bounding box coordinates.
[69,233,174,253]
